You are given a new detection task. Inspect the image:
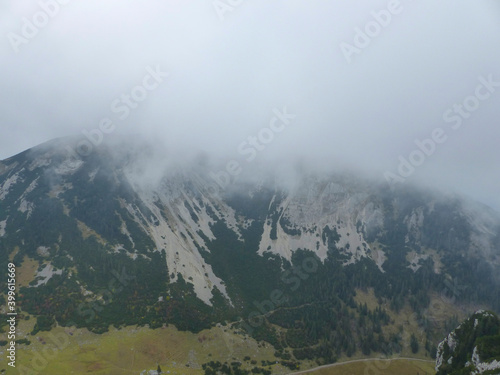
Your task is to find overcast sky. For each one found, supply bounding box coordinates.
[1,0,500,210]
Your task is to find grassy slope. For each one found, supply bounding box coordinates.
[7,316,437,375]
[7,317,284,375]
[4,287,444,375]
[291,358,435,375]
[353,287,477,356]
[5,266,472,375]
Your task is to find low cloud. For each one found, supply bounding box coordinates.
[0,0,499,209]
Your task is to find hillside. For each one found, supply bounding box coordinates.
[436,310,500,375]
[1,137,500,373]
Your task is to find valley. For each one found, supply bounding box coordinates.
[9,315,436,375]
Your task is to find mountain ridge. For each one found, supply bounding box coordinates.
[1,136,500,368]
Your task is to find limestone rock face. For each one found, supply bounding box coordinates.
[1,137,500,307]
[436,310,500,375]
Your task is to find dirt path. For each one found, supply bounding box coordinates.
[287,357,435,374]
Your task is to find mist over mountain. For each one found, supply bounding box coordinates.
[1,136,500,373]
[2,1,500,373]
[2,1,500,212]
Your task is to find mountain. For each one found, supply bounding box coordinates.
[1,136,500,368]
[436,310,500,374]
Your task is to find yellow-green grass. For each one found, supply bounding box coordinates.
[352,286,486,360]
[13,255,39,288]
[353,288,431,358]
[76,220,107,244]
[290,358,435,375]
[6,320,284,375]
[4,274,471,374]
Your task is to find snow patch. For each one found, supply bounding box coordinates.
[18,198,35,217]
[120,219,136,248]
[24,177,39,195]
[122,169,234,306]
[36,246,50,257]
[0,218,6,237]
[15,178,39,217]
[53,158,84,175]
[406,251,429,272]
[48,182,73,198]
[32,263,63,287]
[0,172,21,200]
[370,247,387,272]
[404,207,425,244]
[257,182,374,266]
[89,167,100,182]
[29,157,51,170]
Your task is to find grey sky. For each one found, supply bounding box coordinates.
[1,0,500,209]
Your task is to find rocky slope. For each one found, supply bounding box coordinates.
[1,136,500,363]
[436,310,500,374]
